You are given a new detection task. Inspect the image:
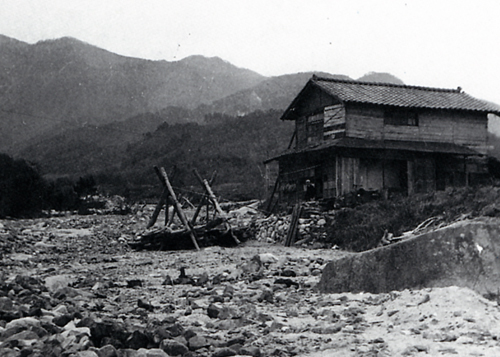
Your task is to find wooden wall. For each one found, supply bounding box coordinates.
[293,85,339,117]
[338,157,409,195]
[345,104,488,153]
[294,86,340,150]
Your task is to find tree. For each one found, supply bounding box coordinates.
[0,153,45,217]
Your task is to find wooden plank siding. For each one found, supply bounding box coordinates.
[294,86,340,150]
[343,104,488,153]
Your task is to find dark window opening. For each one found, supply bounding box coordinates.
[384,109,419,126]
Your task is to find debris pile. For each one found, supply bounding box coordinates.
[78,195,131,215]
[252,215,291,243]
[131,167,244,251]
[251,211,330,247]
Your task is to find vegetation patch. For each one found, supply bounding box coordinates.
[326,186,500,252]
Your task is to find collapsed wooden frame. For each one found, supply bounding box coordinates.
[143,166,240,251]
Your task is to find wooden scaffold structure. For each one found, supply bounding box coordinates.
[130,166,241,251]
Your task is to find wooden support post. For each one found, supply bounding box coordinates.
[146,187,168,229]
[265,175,281,214]
[287,130,297,150]
[151,166,177,227]
[285,203,302,247]
[158,167,200,251]
[191,171,217,226]
[165,196,171,226]
[194,171,226,224]
[193,169,226,219]
[193,169,240,245]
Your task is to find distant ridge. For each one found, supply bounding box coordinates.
[357,71,405,85]
[0,35,265,152]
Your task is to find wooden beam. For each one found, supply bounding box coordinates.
[193,169,240,245]
[285,203,302,247]
[287,130,297,150]
[158,167,200,251]
[146,187,168,229]
[165,196,172,226]
[265,175,280,214]
[191,171,217,226]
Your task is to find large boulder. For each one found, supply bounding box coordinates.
[317,218,500,296]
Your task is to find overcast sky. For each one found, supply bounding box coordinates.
[1,0,500,105]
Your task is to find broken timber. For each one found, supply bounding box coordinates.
[131,166,241,251]
[285,203,302,247]
[193,169,240,245]
[158,167,200,251]
[191,171,217,226]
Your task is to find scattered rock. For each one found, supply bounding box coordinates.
[456,335,474,344]
[207,303,221,318]
[159,339,189,356]
[2,213,500,357]
[127,280,143,288]
[188,335,209,350]
[258,253,278,265]
[45,275,74,293]
[257,288,274,303]
[137,299,155,312]
[240,345,261,357]
[97,344,118,357]
[53,314,73,327]
[212,347,237,357]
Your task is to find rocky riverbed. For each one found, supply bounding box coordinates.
[2,213,500,356]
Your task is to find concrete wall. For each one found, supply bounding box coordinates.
[317,219,500,297]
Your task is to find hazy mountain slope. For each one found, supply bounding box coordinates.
[118,110,294,200]
[16,68,405,185]
[357,72,405,84]
[18,107,195,176]
[17,72,349,178]
[18,109,294,200]
[0,35,265,152]
[199,72,352,116]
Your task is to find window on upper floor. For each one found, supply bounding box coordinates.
[384,109,419,126]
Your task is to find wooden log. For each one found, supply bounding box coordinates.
[284,204,297,247]
[193,169,226,219]
[289,205,303,246]
[193,169,240,245]
[165,196,171,226]
[285,203,302,247]
[158,167,200,251]
[149,166,176,228]
[130,217,240,251]
[191,171,217,225]
[146,187,168,229]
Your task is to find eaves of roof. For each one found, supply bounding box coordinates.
[264,137,480,163]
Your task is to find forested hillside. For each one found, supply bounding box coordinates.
[22,110,294,201]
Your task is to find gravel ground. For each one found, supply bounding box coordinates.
[2,213,500,356]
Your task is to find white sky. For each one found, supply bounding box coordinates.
[1,0,500,105]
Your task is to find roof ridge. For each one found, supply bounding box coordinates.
[311,74,461,93]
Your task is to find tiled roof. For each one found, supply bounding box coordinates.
[303,76,499,115]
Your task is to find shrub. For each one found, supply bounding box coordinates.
[326,186,500,252]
